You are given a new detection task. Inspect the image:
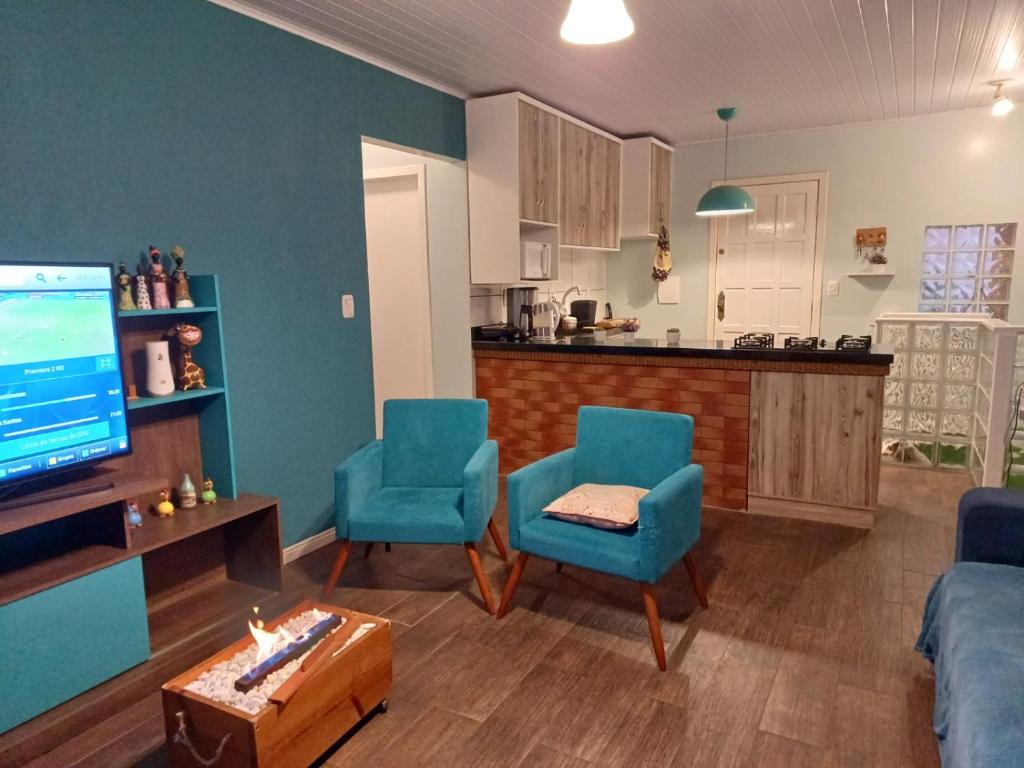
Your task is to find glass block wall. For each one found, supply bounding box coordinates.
[878,317,979,469]
[919,223,1016,319]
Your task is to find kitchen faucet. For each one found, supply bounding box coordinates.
[554,286,581,319]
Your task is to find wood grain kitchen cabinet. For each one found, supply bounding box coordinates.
[621,137,674,239]
[559,119,621,250]
[466,92,621,283]
[518,100,558,224]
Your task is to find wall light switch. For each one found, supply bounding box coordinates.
[827,280,840,297]
[341,294,355,319]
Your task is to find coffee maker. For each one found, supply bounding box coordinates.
[505,287,538,338]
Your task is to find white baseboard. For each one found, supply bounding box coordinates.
[282,528,337,564]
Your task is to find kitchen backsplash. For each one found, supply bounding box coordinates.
[470,248,608,326]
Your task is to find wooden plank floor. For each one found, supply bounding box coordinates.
[5,465,968,767]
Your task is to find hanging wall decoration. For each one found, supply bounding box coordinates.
[651,226,672,282]
[855,227,888,272]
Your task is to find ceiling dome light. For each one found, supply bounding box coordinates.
[560,0,635,45]
[991,80,1015,117]
[695,108,754,218]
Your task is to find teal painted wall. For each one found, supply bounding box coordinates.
[0,0,465,545]
[0,558,150,733]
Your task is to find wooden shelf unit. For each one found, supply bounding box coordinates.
[0,480,281,607]
[0,273,280,736]
[127,386,226,410]
[118,305,218,318]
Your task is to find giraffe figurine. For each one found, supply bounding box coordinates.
[167,323,207,391]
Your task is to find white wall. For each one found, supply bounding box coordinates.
[471,248,610,326]
[608,107,1024,340]
[361,140,473,397]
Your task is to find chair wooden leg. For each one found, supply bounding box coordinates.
[639,583,667,671]
[363,542,374,558]
[465,543,496,614]
[497,553,529,619]
[487,518,509,561]
[322,540,352,601]
[555,562,564,573]
[683,551,710,609]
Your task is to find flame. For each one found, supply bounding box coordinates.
[247,606,292,665]
[248,620,280,664]
[245,606,327,667]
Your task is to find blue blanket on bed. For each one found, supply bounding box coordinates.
[916,562,1024,768]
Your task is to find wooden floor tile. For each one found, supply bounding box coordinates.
[758,624,842,748]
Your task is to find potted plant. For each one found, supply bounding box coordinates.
[620,318,640,342]
[666,328,681,345]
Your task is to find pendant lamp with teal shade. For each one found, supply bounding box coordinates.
[695,108,754,217]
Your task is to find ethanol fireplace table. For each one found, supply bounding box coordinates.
[162,600,392,768]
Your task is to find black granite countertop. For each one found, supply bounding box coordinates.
[472,335,894,365]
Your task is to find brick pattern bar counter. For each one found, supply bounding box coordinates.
[473,338,893,528]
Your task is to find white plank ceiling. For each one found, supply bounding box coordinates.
[221,0,1024,143]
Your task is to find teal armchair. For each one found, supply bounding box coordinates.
[322,399,507,613]
[497,406,707,669]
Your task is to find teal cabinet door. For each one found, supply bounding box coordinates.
[0,558,150,734]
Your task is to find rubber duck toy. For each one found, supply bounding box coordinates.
[201,478,217,505]
[126,500,143,528]
[156,489,175,517]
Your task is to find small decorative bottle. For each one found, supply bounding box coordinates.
[179,473,197,509]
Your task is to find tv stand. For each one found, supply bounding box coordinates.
[0,469,116,512]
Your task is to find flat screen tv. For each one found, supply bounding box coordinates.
[0,262,131,494]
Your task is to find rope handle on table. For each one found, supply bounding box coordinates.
[174,711,232,767]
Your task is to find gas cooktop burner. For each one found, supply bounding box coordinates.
[835,334,872,351]
[784,336,820,350]
[733,333,775,349]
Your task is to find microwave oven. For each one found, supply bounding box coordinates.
[521,241,553,280]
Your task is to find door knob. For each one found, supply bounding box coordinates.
[717,291,725,321]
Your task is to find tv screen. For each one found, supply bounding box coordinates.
[0,262,131,487]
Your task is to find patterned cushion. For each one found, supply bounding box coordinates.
[543,483,648,530]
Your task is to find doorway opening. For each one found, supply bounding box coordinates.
[360,139,472,437]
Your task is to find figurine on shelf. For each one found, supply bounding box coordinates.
[149,246,172,309]
[170,245,194,308]
[167,323,206,390]
[651,226,672,282]
[126,500,143,528]
[135,264,152,310]
[156,490,175,517]
[201,478,217,504]
[179,473,197,509]
[116,263,137,311]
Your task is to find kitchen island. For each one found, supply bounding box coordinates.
[473,336,893,528]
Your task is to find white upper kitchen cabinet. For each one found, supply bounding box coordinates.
[621,137,673,239]
[466,92,622,285]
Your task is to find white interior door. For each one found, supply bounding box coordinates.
[711,179,821,343]
[363,166,433,437]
